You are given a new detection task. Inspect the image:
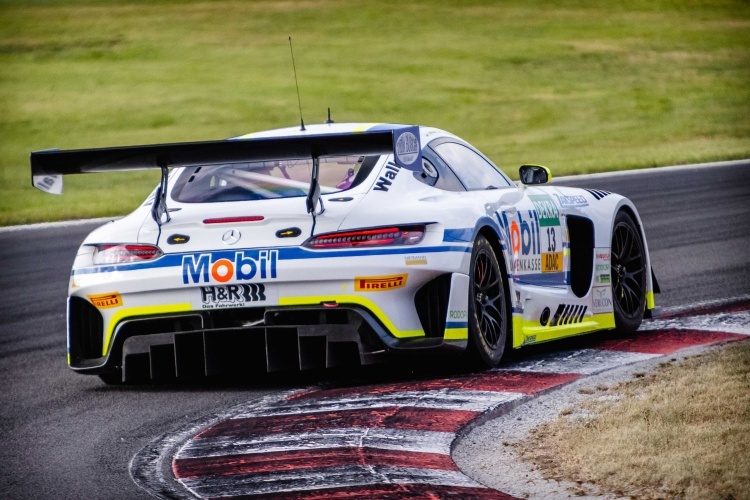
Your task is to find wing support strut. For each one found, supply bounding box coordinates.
[150,164,171,226]
[306,156,325,237]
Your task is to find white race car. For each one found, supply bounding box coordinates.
[31,123,659,383]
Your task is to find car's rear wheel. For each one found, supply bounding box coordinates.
[611,210,646,334]
[467,234,509,367]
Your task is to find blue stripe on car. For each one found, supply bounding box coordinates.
[445,321,469,329]
[515,272,567,286]
[71,245,473,276]
[443,228,474,242]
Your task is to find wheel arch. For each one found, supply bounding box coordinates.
[611,199,658,314]
[473,220,515,351]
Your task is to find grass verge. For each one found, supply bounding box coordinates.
[520,340,750,499]
[1,0,749,225]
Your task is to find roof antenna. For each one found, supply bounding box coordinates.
[325,107,334,124]
[288,36,305,131]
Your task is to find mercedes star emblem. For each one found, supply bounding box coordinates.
[222,229,241,245]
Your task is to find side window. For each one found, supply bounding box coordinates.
[418,146,466,192]
[433,142,512,190]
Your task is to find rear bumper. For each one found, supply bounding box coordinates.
[67,242,473,381]
[68,278,468,382]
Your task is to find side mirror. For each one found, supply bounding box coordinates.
[519,164,552,185]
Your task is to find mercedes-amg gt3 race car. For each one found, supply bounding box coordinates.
[31,123,659,383]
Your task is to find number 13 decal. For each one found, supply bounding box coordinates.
[547,227,556,252]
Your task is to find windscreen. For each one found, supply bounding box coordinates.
[171,155,380,203]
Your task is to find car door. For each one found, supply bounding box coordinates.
[430,139,569,288]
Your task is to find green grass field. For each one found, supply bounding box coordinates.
[523,341,750,498]
[1,0,748,225]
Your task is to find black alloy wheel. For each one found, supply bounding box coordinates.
[468,235,508,367]
[611,210,646,334]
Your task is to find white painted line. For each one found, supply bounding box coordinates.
[505,348,659,375]
[0,216,119,233]
[180,465,486,498]
[654,294,750,318]
[551,158,749,183]
[644,310,750,335]
[230,389,523,418]
[177,427,457,459]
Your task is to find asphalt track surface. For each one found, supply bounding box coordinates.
[0,161,748,499]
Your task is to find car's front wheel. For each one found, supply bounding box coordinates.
[467,234,509,367]
[611,210,646,334]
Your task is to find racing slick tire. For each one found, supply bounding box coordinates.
[611,210,646,335]
[467,234,510,368]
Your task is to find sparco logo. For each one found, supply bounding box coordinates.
[182,250,278,284]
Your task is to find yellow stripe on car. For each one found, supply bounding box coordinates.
[443,328,469,340]
[279,295,424,338]
[355,123,380,132]
[103,303,192,356]
[512,313,616,348]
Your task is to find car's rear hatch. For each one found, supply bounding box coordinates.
[140,194,366,253]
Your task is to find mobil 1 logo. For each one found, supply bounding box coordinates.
[200,284,266,309]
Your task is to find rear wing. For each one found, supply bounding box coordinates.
[30,126,422,223]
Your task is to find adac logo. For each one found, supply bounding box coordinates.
[88,292,122,309]
[542,251,562,273]
[355,274,407,291]
[182,250,278,284]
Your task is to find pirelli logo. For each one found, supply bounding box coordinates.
[355,274,407,292]
[88,292,123,309]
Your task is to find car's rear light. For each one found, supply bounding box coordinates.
[92,244,163,265]
[303,225,426,249]
[203,216,264,224]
